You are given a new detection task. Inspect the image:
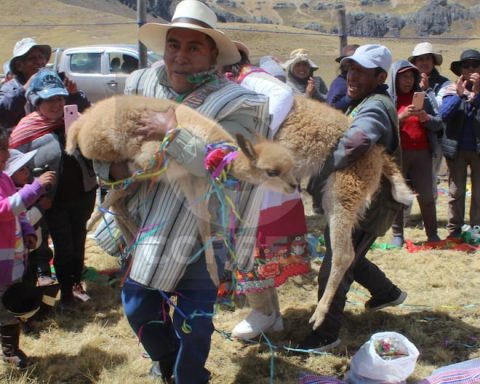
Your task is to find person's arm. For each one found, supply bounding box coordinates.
[312,76,328,102]
[435,80,452,108]
[333,99,393,170]
[421,97,444,133]
[439,94,462,123]
[0,80,28,128]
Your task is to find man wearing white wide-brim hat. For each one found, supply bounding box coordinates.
[93,1,270,383]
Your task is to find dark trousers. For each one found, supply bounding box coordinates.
[122,246,226,384]
[392,150,438,238]
[316,226,399,338]
[46,190,96,296]
[23,219,54,289]
[446,150,480,234]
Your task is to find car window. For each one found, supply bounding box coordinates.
[109,53,122,73]
[70,52,102,74]
[120,54,138,74]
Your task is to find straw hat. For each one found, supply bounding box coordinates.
[10,37,51,75]
[282,48,319,70]
[138,0,240,66]
[408,42,443,66]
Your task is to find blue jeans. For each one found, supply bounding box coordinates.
[122,245,226,384]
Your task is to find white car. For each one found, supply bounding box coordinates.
[52,44,161,102]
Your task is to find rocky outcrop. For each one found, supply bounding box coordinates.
[116,0,477,38]
[345,13,404,37]
[407,0,471,35]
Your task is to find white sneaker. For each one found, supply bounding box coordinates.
[231,310,283,340]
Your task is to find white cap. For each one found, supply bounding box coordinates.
[340,44,392,73]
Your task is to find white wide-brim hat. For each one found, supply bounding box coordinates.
[138,0,240,66]
[408,42,443,66]
[5,148,38,177]
[282,48,319,71]
[10,37,52,75]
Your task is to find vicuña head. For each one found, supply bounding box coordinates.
[233,134,297,194]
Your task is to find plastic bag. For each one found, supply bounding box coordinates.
[345,332,419,384]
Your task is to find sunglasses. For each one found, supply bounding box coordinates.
[461,61,480,69]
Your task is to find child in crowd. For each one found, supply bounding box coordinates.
[0,130,55,368]
[6,149,55,287]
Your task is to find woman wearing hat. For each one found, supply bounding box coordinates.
[408,42,451,108]
[10,69,97,310]
[0,37,90,130]
[409,42,451,186]
[93,1,273,382]
[439,49,480,238]
[283,48,328,102]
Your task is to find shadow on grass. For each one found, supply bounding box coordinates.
[229,306,479,383]
[4,345,127,384]
[24,283,124,335]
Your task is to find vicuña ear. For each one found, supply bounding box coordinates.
[236,134,257,163]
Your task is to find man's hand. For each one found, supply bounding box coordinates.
[25,235,37,250]
[469,72,480,97]
[419,72,429,91]
[37,171,56,190]
[136,108,177,141]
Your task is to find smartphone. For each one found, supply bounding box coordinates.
[64,104,79,135]
[412,91,425,110]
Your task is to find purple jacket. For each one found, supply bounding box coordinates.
[0,172,44,287]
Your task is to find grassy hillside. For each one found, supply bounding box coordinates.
[2,0,478,87]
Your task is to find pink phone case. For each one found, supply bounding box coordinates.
[412,92,425,110]
[64,105,79,134]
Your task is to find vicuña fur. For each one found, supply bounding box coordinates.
[65,95,298,286]
[275,96,413,329]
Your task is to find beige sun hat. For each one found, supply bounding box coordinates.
[10,37,52,75]
[408,42,443,66]
[282,48,319,71]
[138,0,240,66]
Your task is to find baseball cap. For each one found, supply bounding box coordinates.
[340,44,392,73]
[5,149,38,177]
[26,69,68,106]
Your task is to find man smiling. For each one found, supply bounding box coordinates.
[290,44,407,354]
[94,1,270,383]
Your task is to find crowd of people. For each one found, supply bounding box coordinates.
[0,0,479,382]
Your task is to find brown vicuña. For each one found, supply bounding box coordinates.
[275,96,413,330]
[65,94,298,286]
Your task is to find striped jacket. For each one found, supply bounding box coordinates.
[103,65,270,291]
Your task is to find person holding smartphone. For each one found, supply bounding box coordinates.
[387,60,444,247]
[440,50,480,239]
[9,69,97,308]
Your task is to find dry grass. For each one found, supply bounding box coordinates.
[1,1,479,382]
[0,181,478,383]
